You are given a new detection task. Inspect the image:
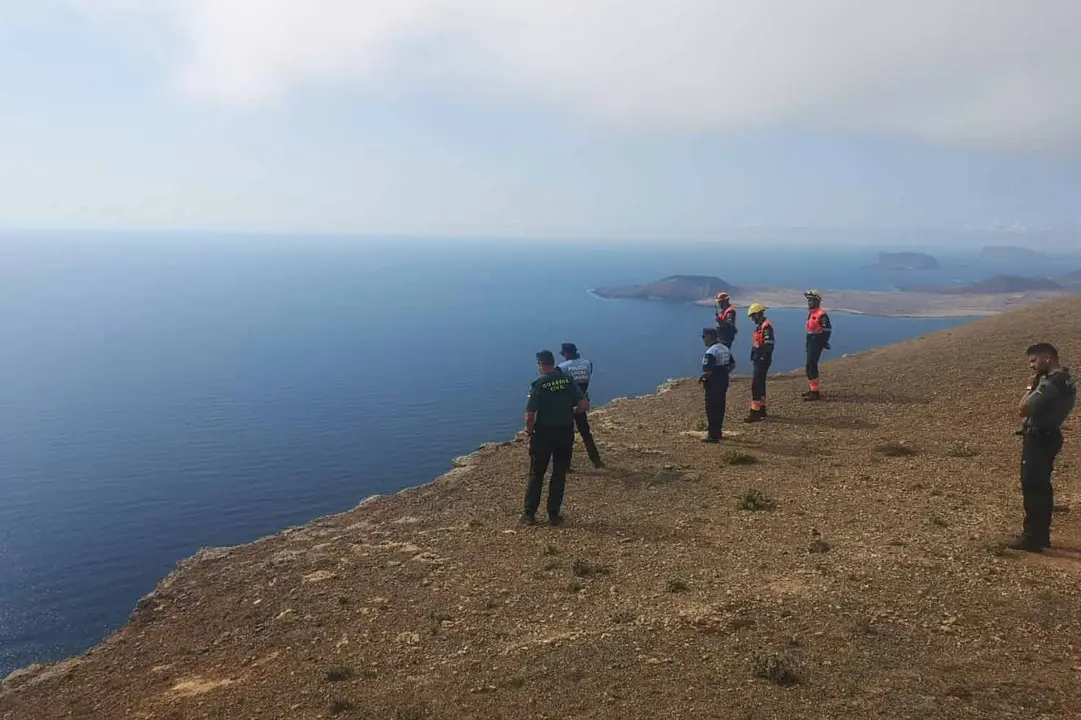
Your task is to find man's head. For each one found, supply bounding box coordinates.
[536,350,556,374]
[747,303,766,324]
[715,291,730,309]
[1026,342,1060,375]
[560,342,579,360]
[702,328,718,347]
[804,289,822,309]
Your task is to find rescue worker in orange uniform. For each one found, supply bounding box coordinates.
[802,289,833,401]
[744,303,774,423]
[714,292,737,349]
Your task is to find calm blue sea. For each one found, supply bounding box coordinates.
[0,232,1038,675]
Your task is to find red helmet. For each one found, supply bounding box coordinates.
[715,291,730,302]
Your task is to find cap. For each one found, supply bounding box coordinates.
[560,342,578,357]
[536,350,556,366]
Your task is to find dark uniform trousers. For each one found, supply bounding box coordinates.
[525,424,575,516]
[573,411,602,466]
[806,334,827,381]
[704,374,729,439]
[751,360,771,404]
[1021,428,1064,544]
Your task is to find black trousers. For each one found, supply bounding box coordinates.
[525,425,574,516]
[1021,429,1063,544]
[751,359,771,404]
[704,374,729,439]
[806,335,826,381]
[573,411,602,465]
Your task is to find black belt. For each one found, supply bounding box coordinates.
[1017,426,1063,437]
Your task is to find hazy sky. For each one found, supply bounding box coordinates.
[3,1,1081,238]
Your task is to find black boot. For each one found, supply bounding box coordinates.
[743,410,763,424]
[1005,535,1044,553]
[802,391,821,402]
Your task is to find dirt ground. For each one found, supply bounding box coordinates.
[3,296,1081,720]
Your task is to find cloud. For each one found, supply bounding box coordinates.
[73,0,1081,151]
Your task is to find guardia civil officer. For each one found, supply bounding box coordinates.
[700,328,735,442]
[1008,343,1076,552]
[557,342,604,468]
[522,350,588,526]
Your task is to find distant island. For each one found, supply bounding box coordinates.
[979,245,1051,263]
[874,251,939,270]
[591,274,1074,318]
[591,275,735,303]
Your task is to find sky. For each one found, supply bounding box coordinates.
[2,1,1081,239]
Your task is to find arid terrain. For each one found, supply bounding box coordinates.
[3,296,1081,719]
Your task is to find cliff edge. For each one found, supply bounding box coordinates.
[3,297,1081,719]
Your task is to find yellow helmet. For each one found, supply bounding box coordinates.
[747,303,766,316]
[804,289,823,301]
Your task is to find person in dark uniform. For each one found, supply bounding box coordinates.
[744,303,775,423]
[699,327,735,443]
[802,289,833,401]
[1008,343,1076,552]
[557,342,604,468]
[522,350,587,526]
[714,292,738,349]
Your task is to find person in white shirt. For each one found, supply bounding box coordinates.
[558,343,604,468]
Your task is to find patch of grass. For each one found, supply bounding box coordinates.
[543,543,559,556]
[541,558,563,571]
[567,579,585,593]
[945,441,978,458]
[666,578,690,593]
[986,541,1007,557]
[929,515,949,528]
[692,417,707,431]
[483,598,499,610]
[722,449,758,466]
[329,698,356,715]
[737,489,777,512]
[572,558,610,577]
[874,441,917,457]
[611,609,636,624]
[324,665,354,682]
[808,538,831,554]
[504,675,527,689]
[427,611,453,635]
[360,667,378,679]
[752,651,800,686]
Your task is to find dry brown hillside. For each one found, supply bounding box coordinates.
[3,296,1081,720]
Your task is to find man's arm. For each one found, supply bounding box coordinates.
[1020,376,1057,417]
[571,381,588,413]
[525,386,539,434]
[759,325,775,362]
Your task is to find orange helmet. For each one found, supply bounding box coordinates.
[715,291,730,303]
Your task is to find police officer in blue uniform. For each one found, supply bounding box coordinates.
[558,343,605,468]
[1009,343,1076,552]
[699,328,735,443]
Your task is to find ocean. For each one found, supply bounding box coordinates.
[0,232,1017,676]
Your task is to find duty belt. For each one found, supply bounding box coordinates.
[1015,426,1063,437]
